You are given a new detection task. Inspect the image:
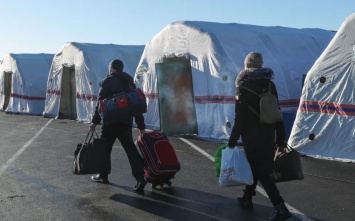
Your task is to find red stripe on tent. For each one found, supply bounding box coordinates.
[279,99,300,108]
[299,100,355,116]
[76,93,97,101]
[10,93,45,101]
[144,92,300,106]
[144,92,158,99]
[47,89,61,95]
[195,95,235,104]
[46,90,98,101]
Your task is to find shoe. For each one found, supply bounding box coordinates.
[237,190,254,209]
[134,177,147,191]
[269,202,292,221]
[91,174,109,184]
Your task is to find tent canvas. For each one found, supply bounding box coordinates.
[134,21,335,141]
[43,42,144,122]
[289,13,355,163]
[0,53,53,115]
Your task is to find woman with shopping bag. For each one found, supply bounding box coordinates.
[228,52,291,221]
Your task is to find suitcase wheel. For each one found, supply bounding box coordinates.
[151,181,172,189]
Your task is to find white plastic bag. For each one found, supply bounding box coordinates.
[219,147,254,187]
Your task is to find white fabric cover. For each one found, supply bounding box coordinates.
[289,13,355,162]
[134,21,335,140]
[0,53,53,115]
[43,42,144,122]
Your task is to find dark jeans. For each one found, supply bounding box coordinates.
[244,148,284,205]
[100,123,145,181]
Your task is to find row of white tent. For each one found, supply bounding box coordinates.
[0,14,354,162]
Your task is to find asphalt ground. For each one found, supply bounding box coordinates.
[0,112,354,221]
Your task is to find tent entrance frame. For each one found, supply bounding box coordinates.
[2,71,12,111]
[58,66,77,120]
[155,55,198,136]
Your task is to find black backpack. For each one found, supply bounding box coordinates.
[238,82,283,124]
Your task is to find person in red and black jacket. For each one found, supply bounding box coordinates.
[90,59,147,191]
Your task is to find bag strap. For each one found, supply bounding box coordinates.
[277,143,294,152]
[238,85,260,97]
[237,82,273,117]
[85,130,100,143]
[237,85,260,117]
[268,81,272,93]
[239,82,272,96]
[85,130,94,143]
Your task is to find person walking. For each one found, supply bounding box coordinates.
[90,59,147,192]
[228,52,292,221]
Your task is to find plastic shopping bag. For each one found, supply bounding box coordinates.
[219,147,253,187]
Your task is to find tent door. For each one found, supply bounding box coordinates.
[155,58,198,136]
[58,67,77,119]
[2,71,12,110]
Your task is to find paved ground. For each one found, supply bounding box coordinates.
[0,112,354,221]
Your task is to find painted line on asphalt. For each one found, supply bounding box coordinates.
[0,119,53,176]
[179,137,314,221]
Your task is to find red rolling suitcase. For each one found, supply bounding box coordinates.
[136,131,180,188]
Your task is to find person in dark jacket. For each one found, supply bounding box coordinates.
[90,59,147,191]
[228,52,292,221]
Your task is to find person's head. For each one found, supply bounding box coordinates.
[244,52,263,69]
[109,59,124,73]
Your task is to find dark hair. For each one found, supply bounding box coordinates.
[110,59,124,72]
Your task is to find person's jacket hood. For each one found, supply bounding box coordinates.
[235,67,274,87]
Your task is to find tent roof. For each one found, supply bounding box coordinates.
[138,20,335,100]
[1,53,53,75]
[56,42,144,76]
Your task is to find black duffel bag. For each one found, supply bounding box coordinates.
[273,144,304,183]
[72,130,111,175]
[99,88,147,125]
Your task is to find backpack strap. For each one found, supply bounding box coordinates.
[237,85,260,117]
[238,85,260,97]
[237,82,272,118]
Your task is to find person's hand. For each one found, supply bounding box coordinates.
[276,139,288,149]
[139,130,145,135]
[90,123,97,131]
[228,140,236,148]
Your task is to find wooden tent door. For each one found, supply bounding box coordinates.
[58,67,77,119]
[2,71,12,110]
[155,57,198,136]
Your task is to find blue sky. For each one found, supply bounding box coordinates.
[0,0,354,58]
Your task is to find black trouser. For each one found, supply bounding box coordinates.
[100,123,145,181]
[244,148,284,205]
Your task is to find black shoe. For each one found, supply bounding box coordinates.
[134,177,147,191]
[237,190,254,209]
[91,174,109,184]
[237,196,253,209]
[269,202,292,221]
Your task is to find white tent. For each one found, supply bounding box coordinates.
[0,53,53,115]
[289,13,355,163]
[134,21,335,141]
[43,42,144,122]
